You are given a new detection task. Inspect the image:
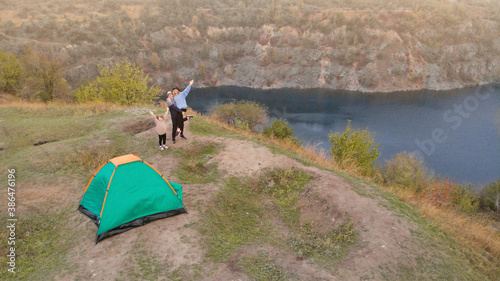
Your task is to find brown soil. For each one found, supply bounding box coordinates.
[58,121,418,280]
[120,116,156,135]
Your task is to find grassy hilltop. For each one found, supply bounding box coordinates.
[0,99,498,280]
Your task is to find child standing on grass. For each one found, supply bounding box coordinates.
[149,109,169,150]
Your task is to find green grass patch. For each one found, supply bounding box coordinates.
[257,169,358,264]
[175,141,219,183]
[1,102,122,116]
[258,168,314,227]
[64,130,153,174]
[119,250,173,281]
[0,105,161,182]
[188,116,237,137]
[119,249,205,281]
[200,177,270,262]
[286,222,357,264]
[0,107,99,150]
[0,105,129,151]
[0,209,77,281]
[240,251,289,281]
[0,128,154,182]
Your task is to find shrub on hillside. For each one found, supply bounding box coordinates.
[419,177,479,213]
[424,177,459,208]
[329,120,380,176]
[382,152,431,192]
[74,59,159,105]
[452,184,480,215]
[0,50,23,94]
[480,180,500,212]
[263,119,302,146]
[210,100,268,132]
[20,46,71,102]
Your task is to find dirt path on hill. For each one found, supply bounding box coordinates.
[57,120,417,280]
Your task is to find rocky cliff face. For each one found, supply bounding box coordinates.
[139,23,500,92]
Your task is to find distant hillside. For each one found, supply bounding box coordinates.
[1,0,499,92]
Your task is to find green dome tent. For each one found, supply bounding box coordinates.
[78,154,187,243]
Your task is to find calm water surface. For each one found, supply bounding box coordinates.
[183,85,500,187]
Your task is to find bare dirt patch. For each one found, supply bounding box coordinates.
[300,167,414,279]
[207,138,300,177]
[19,177,81,213]
[120,116,156,135]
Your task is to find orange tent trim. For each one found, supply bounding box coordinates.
[110,154,141,167]
[84,161,109,193]
[100,167,117,218]
[143,161,178,196]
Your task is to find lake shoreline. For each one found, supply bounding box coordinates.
[184,82,500,96]
[187,85,500,188]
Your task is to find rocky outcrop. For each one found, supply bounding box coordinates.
[143,24,499,92]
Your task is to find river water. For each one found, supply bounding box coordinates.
[182,85,500,187]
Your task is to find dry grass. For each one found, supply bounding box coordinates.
[394,187,500,260]
[121,5,144,20]
[0,8,27,27]
[0,98,124,115]
[425,205,499,255]
[385,185,500,279]
[0,92,19,104]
